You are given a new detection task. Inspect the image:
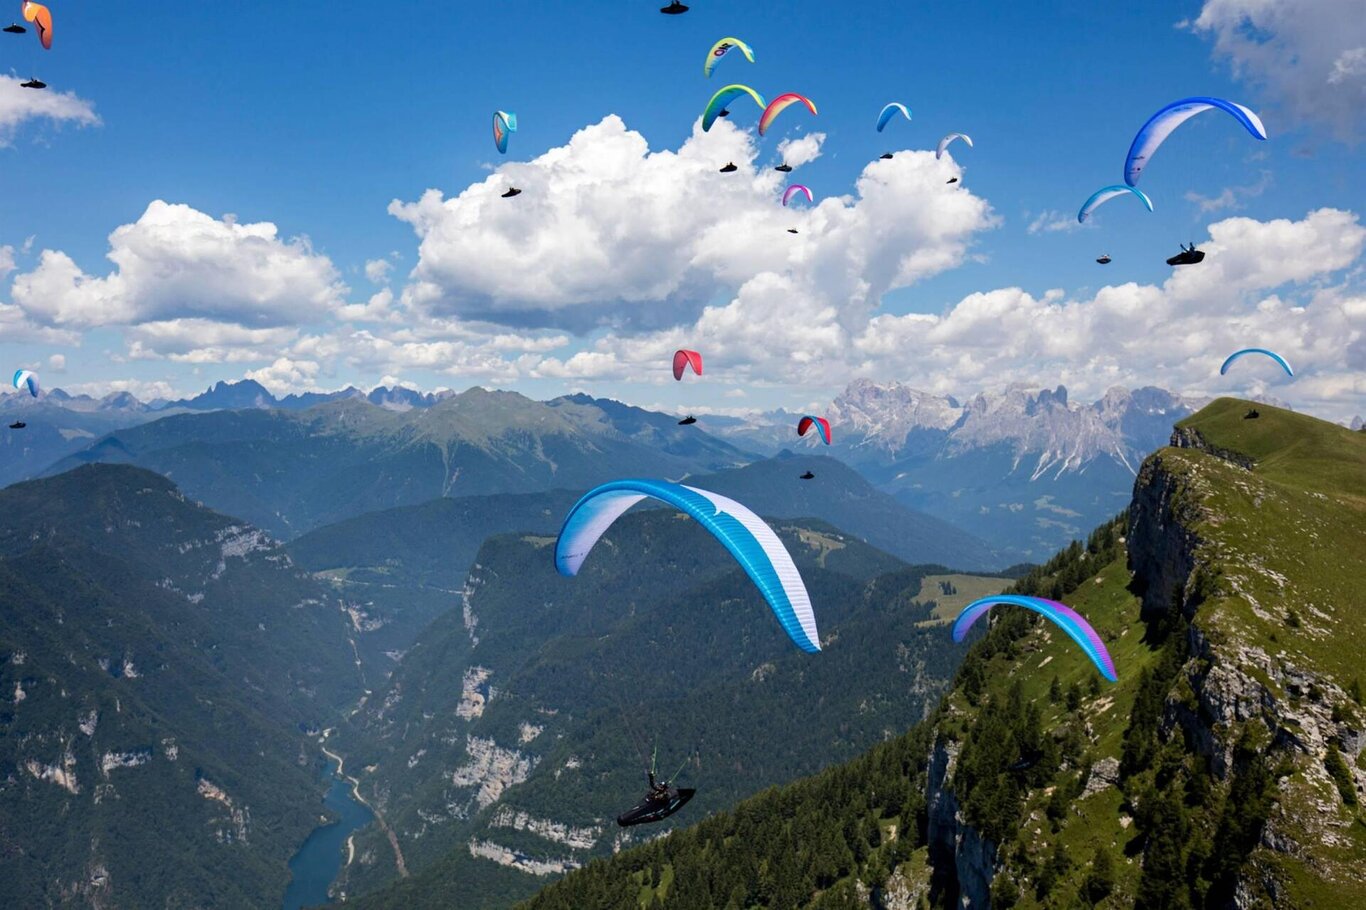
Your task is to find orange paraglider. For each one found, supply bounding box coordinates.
[22,2,51,50]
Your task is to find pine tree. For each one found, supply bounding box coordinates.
[1083,847,1115,905]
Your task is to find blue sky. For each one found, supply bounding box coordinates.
[2,0,1363,418]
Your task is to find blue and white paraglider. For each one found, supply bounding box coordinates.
[1220,348,1293,378]
[555,479,820,653]
[1125,97,1267,186]
[12,369,39,398]
[875,102,910,132]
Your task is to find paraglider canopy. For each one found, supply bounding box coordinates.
[781,184,813,207]
[672,349,702,380]
[759,93,817,136]
[951,594,1117,682]
[936,133,972,159]
[555,479,821,653]
[19,77,45,89]
[879,152,894,160]
[12,369,39,397]
[1077,185,1154,224]
[945,177,959,184]
[786,228,799,234]
[704,37,754,78]
[493,110,517,155]
[3,22,26,33]
[774,163,793,173]
[1096,254,1112,265]
[702,84,765,132]
[1125,96,1266,186]
[8,422,25,430]
[677,415,697,425]
[799,471,815,480]
[21,1,49,49]
[875,102,911,132]
[796,416,832,445]
[1220,348,1293,378]
[660,1,689,13]
[501,187,522,198]
[719,162,738,173]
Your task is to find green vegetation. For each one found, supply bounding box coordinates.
[0,465,366,909]
[914,572,1013,622]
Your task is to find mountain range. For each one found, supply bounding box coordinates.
[706,380,1202,559]
[40,389,754,540]
[7,377,1207,561]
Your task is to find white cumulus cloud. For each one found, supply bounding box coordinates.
[0,76,99,146]
[1187,0,1366,141]
[10,201,347,332]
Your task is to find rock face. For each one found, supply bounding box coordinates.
[1127,453,1205,620]
[925,739,994,908]
[1124,431,1365,899]
[918,408,1365,906]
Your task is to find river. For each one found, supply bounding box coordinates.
[281,760,374,910]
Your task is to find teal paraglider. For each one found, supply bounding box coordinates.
[1220,348,1293,378]
[1077,185,1154,223]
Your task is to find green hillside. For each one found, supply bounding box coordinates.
[499,398,1366,909]
[0,465,368,908]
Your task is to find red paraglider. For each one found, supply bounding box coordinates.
[797,416,832,445]
[672,349,702,381]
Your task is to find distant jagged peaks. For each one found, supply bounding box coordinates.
[829,378,965,443]
[826,379,1197,472]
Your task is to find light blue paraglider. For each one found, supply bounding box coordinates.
[951,594,1117,682]
[875,102,910,132]
[1219,348,1293,378]
[12,369,38,397]
[555,479,820,653]
[493,111,517,155]
[1125,96,1267,186]
[1077,185,1154,223]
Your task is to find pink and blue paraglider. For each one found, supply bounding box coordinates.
[951,594,1117,682]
